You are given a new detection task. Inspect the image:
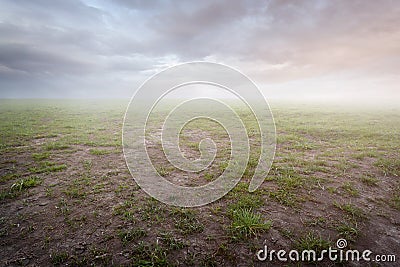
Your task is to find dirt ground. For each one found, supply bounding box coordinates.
[0,100,399,266]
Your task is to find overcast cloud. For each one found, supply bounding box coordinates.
[0,0,399,102]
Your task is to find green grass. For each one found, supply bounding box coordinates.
[352,150,379,160]
[113,200,136,222]
[336,222,359,242]
[0,191,11,201]
[63,185,87,199]
[333,202,365,219]
[11,176,42,192]
[131,241,169,266]
[32,151,50,161]
[374,157,400,176]
[391,184,400,210]
[51,251,69,265]
[118,228,147,245]
[392,195,400,210]
[294,232,331,257]
[57,198,70,216]
[139,198,167,223]
[159,232,187,250]
[0,173,21,183]
[304,216,326,227]
[82,159,92,172]
[264,165,308,207]
[33,133,58,139]
[89,148,112,155]
[229,208,272,240]
[203,172,215,181]
[1,176,42,200]
[170,208,204,235]
[45,142,70,151]
[268,189,298,207]
[360,175,379,186]
[341,182,359,197]
[227,193,264,214]
[156,166,172,177]
[29,161,67,174]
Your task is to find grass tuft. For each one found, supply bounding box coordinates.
[333,202,365,219]
[118,228,147,245]
[29,161,67,174]
[32,152,50,161]
[131,241,168,266]
[294,232,331,256]
[336,222,359,242]
[229,208,272,240]
[89,148,112,155]
[170,208,204,235]
[45,142,70,151]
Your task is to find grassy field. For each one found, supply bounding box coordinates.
[0,99,399,266]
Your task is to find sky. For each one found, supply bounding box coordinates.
[0,0,399,103]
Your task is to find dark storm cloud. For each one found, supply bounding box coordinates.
[0,0,399,99]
